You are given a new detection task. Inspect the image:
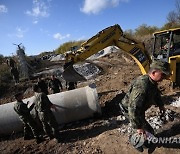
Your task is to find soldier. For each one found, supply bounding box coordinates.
[10,67,19,84]
[66,81,77,90]
[119,60,170,152]
[33,84,60,142]
[13,92,43,144]
[37,76,48,95]
[64,60,77,91]
[48,75,63,94]
[6,58,16,68]
[162,38,173,50]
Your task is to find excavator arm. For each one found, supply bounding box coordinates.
[63,24,151,82]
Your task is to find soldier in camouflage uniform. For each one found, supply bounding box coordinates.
[33,84,60,142]
[64,61,77,90]
[13,92,43,144]
[119,60,170,152]
[48,75,63,94]
[10,67,19,84]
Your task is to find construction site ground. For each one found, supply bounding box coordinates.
[0,51,180,154]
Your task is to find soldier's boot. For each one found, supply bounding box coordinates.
[24,126,34,140]
[45,127,54,140]
[53,130,61,143]
[24,136,32,140]
[54,136,61,143]
[47,134,54,140]
[135,146,144,152]
[24,134,34,140]
[143,140,152,149]
[35,137,44,144]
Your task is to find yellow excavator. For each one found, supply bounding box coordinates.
[63,24,180,87]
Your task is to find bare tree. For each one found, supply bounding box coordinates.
[175,0,180,22]
[166,0,180,24]
[167,11,178,23]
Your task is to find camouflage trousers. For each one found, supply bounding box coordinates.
[119,103,156,151]
[20,115,39,139]
[119,103,154,135]
[12,75,19,84]
[38,110,59,138]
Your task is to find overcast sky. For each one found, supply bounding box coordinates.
[0,0,176,56]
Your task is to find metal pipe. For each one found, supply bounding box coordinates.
[0,84,101,136]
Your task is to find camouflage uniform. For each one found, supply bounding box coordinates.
[64,62,77,90]
[7,58,16,68]
[10,67,19,84]
[66,81,77,90]
[14,100,39,139]
[48,78,63,94]
[33,92,59,139]
[37,79,48,95]
[120,75,164,134]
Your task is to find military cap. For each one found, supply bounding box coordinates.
[14,92,23,99]
[150,59,170,76]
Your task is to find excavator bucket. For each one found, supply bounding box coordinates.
[62,64,87,82]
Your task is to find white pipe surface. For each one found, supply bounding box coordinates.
[0,84,101,136]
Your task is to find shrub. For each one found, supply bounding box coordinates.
[55,40,85,54]
[0,64,11,97]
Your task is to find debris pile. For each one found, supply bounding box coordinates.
[88,46,119,60]
[73,63,100,80]
[71,46,119,80]
[171,97,180,107]
[117,109,177,134]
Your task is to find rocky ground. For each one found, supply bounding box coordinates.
[0,51,180,154]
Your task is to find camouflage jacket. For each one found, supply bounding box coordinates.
[34,92,53,112]
[121,75,164,129]
[48,79,63,91]
[14,101,32,119]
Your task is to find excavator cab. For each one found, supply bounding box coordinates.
[153,28,180,87]
[153,28,180,61]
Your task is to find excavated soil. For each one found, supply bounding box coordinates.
[0,51,180,154]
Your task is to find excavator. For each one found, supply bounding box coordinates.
[63,24,180,87]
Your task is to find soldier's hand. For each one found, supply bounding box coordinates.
[137,129,147,139]
[137,129,145,134]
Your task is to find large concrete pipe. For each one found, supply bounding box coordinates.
[0,84,101,136]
